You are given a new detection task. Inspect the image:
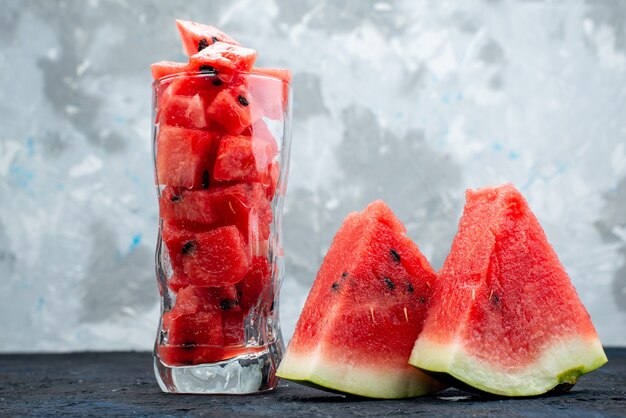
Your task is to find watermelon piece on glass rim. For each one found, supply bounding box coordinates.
[409,184,608,397]
[151,61,189,81]
[189,42,257,82]
[248,69,291,119]
[176,19,241,56]
[277,200,445,399]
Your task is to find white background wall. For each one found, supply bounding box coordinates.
[0,0,624,352]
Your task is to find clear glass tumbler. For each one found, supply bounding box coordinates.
[151,71,291,394]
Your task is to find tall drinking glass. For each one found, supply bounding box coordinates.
[151,71,291,394]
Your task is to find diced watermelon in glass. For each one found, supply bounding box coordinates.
[222,310,245,346]
[261,162,280,201]
[237,256,271,315]
[158,94,209,130]
[213,134,277,182]
[181,225,251,287]
[155,126,218,188]
[205,83,261,135]
[176,19,240,57]
[160,183,273,240]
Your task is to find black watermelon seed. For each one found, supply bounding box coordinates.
[220,299,237,311]
[390,249,401,263]
[237,95,249,106]
[384,277,395,290]
[199,65,217,74]
[182,342,194,349]
[491,294,500,304]
[331,282,340,291]
[211,36,219,43]
[212,78,223,86]
[270,301,275,312]
[407,283,414,293]
[202,170,209,189]
[341,272,349,278]
[419,297,426,303]
[170,195,181,202]
[181,241,196,255]
[198,38,209,52]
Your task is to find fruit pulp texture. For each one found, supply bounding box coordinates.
[155,72,284,366]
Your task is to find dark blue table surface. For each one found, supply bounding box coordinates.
[1,348,624,417]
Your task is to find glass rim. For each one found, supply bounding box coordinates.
[152,70,291,88]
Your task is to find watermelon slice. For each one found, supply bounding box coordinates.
[160,183,272,240]
[276,200,445,399]
[155,126,217,188]
[409,184,608,397]
[176,19,240,56]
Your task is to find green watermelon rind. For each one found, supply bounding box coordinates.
[277,349,446,399]
[408,336,607,397]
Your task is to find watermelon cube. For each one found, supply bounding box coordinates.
[213,134,277,182]
[176,19,240,57]
[181,225,251,287]
[155,126,217,188]
[160,183,273,240]
[206,84,261,135]
[189,42,257,80]
[158,94,208,130]
[236,256,271,315]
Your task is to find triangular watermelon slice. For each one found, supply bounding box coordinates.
[176,19,240,56]
[277,201,445,398]
[409,184,607,397]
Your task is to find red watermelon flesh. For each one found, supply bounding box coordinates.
[155,126,217,188]
[409,184,607,397]
[276,200,445,399]
[237,256,271,315]
[247,72,289,120]
[181,225,250,287]
[222,310,245,346]
[189,43,256,81]
[160,183,272,241]
[213,134,277,182]
[205,83,261,135]
[158,94,208,130]
[176,19,240,57]
[151,61,189,81]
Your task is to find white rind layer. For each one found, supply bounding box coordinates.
[409,336,608,397]
[277,347,446,399]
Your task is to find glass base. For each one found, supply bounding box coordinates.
[154,340,282,394]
